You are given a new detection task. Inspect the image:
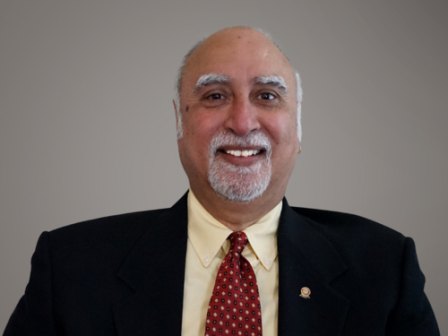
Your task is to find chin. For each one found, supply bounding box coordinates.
[208,160,271,203]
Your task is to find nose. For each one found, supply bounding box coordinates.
[224,96,261,136]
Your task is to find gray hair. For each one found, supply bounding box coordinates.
[175,27,303,142]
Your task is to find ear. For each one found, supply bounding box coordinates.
[173,99,183,139]
[173,99,179,123]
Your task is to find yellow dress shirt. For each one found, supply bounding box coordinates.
[181,190,282,336]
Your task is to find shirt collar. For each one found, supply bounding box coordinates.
[187,189,282,271]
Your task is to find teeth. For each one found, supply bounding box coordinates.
[225,149,260,157]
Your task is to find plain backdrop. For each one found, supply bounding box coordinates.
[1,0,447,333]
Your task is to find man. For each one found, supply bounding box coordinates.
[4,26,439,336]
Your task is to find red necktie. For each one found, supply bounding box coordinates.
[204,231,262,336]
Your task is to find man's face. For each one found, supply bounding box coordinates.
[177,28,300,203]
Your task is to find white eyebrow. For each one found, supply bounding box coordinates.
[194,74,230,90]
[255,76,288,93]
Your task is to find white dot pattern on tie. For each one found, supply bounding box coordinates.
[204,232,262,336]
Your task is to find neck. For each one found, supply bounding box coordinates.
[191,185,284,231]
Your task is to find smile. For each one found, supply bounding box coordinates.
[224,149,262,157]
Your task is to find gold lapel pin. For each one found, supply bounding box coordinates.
[300,287,311,299]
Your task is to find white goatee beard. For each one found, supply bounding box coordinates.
[207,131,272,202]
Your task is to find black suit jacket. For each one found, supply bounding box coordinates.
[4,193,439,335]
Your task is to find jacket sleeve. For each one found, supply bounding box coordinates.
[386,237,440,336]
[3,232,57,336]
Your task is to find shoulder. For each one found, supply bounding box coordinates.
[43,208,169,259]
[50,208,168,235]
[289,206,407,263]
[291,206,404,240]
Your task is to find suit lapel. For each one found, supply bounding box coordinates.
[278,199,350,336]
[113,193,189,336]
[112,194,350,335]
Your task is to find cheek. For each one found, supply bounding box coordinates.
[184,110,225,141]
[182,112,224,161]
[264,112,298,145]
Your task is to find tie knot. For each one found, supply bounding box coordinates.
[229,231,248,254]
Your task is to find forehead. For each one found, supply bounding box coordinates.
[182,29,295,90]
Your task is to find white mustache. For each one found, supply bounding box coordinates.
[208,131,272,160]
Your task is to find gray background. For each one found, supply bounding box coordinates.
[1,0,447,332]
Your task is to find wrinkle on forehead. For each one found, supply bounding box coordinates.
[187,28,291,69]
[179,27,295,99]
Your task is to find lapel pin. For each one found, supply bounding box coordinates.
[300,287,311,299]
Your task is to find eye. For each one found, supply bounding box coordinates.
[207,93,224,100]
[258,92,276,100]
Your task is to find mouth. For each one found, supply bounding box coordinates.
[208,131,272,167]
[220,148,264,157]
[216,147,266,166]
